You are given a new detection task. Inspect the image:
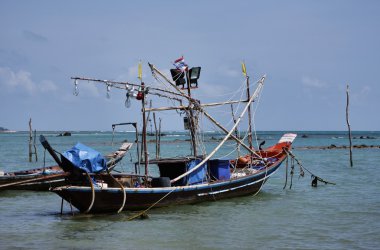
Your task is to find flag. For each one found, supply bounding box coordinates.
[138,60,142,81]
[241,61,247,77]
[173,56,188,72]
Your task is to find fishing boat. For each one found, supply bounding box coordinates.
[47,59,297,213]
[0,140,132,191]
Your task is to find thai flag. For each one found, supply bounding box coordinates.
[173,56,188,72]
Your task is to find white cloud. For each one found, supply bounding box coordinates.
[301,76,327,88]
[0,67,58,95]
[360,85,370,95]
[351,85,371,103]
[0,67,36,94]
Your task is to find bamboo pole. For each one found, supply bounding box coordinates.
[71,76,185,99]
[346,84,353,167]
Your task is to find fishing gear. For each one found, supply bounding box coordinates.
[283,148,336,188]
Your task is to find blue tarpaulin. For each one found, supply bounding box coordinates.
[62,143,107,173]
[187,159,207,185]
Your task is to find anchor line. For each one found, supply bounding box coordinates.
[284,148,336,186]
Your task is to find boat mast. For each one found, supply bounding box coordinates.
[141,86,149,178]
[138,61,149,178]
[185,70,198,157]
[243,62,254,153]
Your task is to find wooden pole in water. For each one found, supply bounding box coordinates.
[28,118,33,162]
[28,118,38,162]
[346,84,353,167]
[33,129,38,162]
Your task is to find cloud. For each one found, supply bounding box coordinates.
[0,67,36,94]
[22,30,48,43]
[360,85,370,95]
[301,76,327,88]
[0,67,58,95]
[351,85,371,103]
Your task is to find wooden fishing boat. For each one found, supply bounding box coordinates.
[0,141,132,191]
[52,134,296,213]
[47,59,297,213]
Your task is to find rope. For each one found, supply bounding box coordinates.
[83,172,95,213]
[283,156,288,189]
[108,173,127,213]
[289,157,294,189]
[127,187,177,221]
[284,148,336,186]
[252,158,270,197]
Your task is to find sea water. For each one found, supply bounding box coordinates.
[0,131,379,249]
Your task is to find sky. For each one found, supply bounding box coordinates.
[0,0,379,132]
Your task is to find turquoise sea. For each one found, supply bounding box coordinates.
[0,131,379,249]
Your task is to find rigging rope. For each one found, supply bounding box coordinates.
[283,156,289,189]
[284,148,336,186]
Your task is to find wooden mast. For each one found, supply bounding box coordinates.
[243,62,254,152]
[138,61,149,177]
[246,75,253,151]
[185,70,198,157]
[141,86,149,177]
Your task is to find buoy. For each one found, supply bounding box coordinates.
[311,176,318,187]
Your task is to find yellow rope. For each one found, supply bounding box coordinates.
[127,187,177,221]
